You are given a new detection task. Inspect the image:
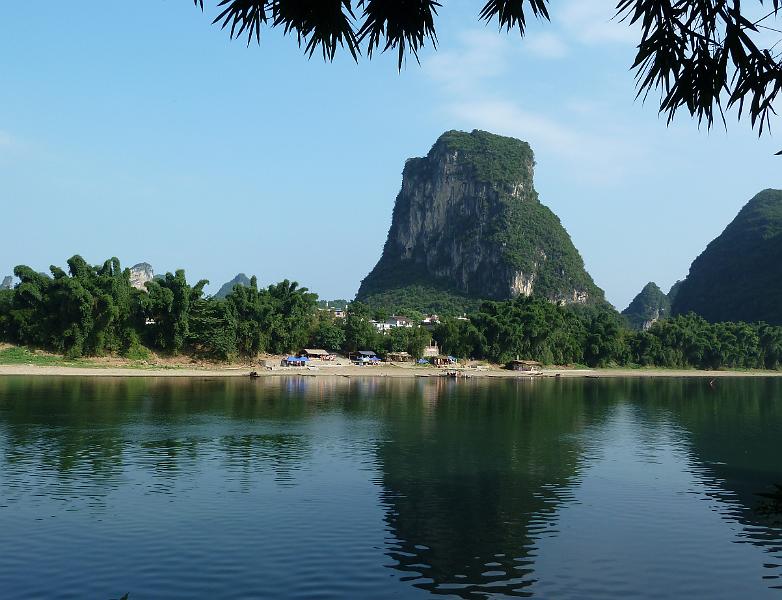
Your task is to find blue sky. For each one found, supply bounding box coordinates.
[0,1,779,310]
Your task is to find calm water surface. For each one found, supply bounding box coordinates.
[0,376,780,599]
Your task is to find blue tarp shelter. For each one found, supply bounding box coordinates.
[283,356,309,366]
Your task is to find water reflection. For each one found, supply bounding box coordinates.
[0,376,780,598]
[374,380,606,597]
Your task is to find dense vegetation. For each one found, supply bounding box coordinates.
[621,282,671,330]
[358,130,605,310]
[434,129,535,187]
[356,263,482,316]
[673,189,782,324]
[0,256,431,362]
[0,256,318,360]
[3,254,782,371]
[432,297,782,370]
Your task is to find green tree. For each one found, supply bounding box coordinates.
[225,276,267,356]
[406,326,432,359]
[188,298,238,359]
[760,324,782,369]
[343,301,380,352]
[0,289,13,340]
[584,312,626,368]
[310,313,346,352]
[263,280,318,354]
[143,270,208,354]
[4,256,139,358]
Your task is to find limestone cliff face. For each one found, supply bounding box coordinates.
[0,276,12,290]
[129,262,154,291]
[356,130,604,309]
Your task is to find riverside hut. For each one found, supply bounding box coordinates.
[350,350,378,365]
[282,356,309,367]
[507,360,542,372]
[299,349,333,360]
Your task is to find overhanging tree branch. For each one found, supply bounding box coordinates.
[194,1,782,146]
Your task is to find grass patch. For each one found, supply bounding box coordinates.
[0,346,186,370]
[0,346,93,367]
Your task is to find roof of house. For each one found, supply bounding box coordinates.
[510,359,542,365]
[357,350,377,356]
[303,349,330,356]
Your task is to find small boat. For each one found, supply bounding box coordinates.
[249,371,260,379]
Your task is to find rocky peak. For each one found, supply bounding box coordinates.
[129,262,154,291]
[0,275,12,290]
[622,282,671,330]
[356,130,604,311]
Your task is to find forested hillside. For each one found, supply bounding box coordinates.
[673,189,782,324]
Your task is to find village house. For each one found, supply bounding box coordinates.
[432,355,458,367]
[507,360,542,373]
[282,356,309,367]
[421,314,440,328]
[371,320,392,332]
[386,351,413,363]
[350,350,380,365]
[386,315,413,328]
[298,348,333,361]
[371,315,414,332]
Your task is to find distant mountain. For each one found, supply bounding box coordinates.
[214,273,252,299]
[0,276,12,290]
[672,189,782,324]
[356,130,605,314]
[622,282,671,330]
[129,263,154,291]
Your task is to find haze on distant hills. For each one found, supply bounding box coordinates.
[356,130,606,315]
[673,189,782,324]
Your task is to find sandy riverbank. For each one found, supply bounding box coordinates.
[1,363,781,379]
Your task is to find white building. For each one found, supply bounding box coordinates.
[372,316,414,332]
[371,320,392,332]
[386,316,413,328]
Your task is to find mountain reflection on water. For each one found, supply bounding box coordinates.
[0,375,780,599]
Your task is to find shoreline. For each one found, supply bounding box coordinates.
[1,363,781,379]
